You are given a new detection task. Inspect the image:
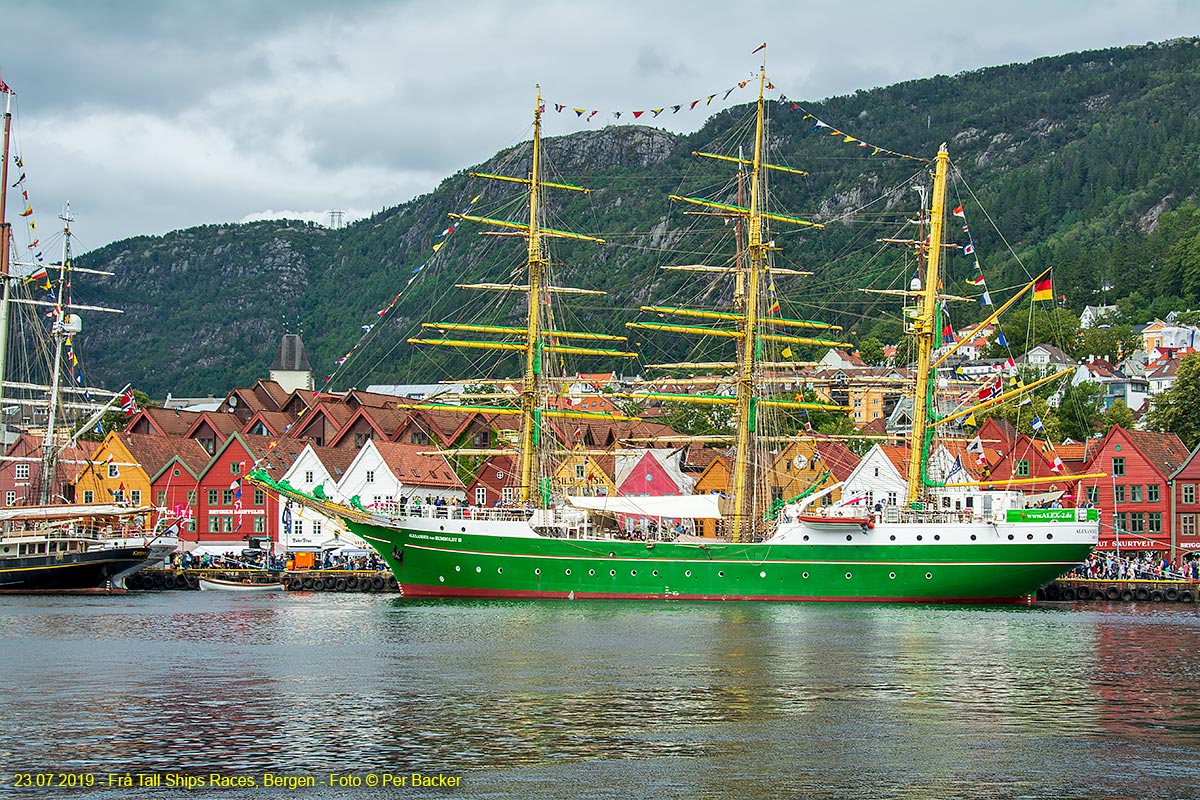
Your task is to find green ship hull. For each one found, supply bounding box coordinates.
[348,520,1095,604]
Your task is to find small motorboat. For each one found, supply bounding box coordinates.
[198,576,284,592]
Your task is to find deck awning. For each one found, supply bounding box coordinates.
[564,494,723,519]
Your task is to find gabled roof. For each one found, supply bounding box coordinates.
[117,433,213,481]
[242,410,298,437]
[1086,426,1190,479]
[124,406,204,437]
[812,439,861,482]
[328,405,415,447]
[370,441,464,489]
[183,411,243,441]
[304,444,359,483]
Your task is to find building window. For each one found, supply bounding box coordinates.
[313,520,321,538]
[113,489,124,502]
[222,489,234,504]
[1114,485,1126,503]
[208,489,219,506]
[887,491,897,506]
[1184,484,1196,505]
[254,489,265,506]
[130,490,141,506]
[1148,484,1160,503]
[208,516,219,533]
[501,487,514,503]
[1111,457,1125,477]
[411,432,429,445]
[188,490,197,506]
[1114,512,1127,533]
[304,471,314,484]
[575,464,585,480]
[254,516,266,533]
[1148,512,1162,534]
[1016,460,1030,477]
[475,487,487,506]
[1183,515,1197,536]
[366,470,375,484]
[83,490,94,503]
[14,464,28,480]
[1130,485,1142,503]
[1129,513,1145,534]
[354,433,369,448]
[1086,486,1099,504]
[156,490,167,506]
[4,491,14,506]
[108,464,119,478]
[230,462,243,475]
[187,518,196,533]
[473,431,488,448]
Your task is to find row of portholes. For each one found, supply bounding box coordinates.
[446,565,932,581]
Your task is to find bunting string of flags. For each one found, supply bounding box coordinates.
[315,192,484,395]
[548,77,758,125]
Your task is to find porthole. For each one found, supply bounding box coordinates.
[685,570,692,577]
[889,572,896,580]
[1047,534,1054,540]
[845,572,853,580]
[565,569,572,576]
[970,535,977,541]
[439,525,444,531]
[455,565,461,572]
[610,570,616,577]
[631,570,637,576]
[846,535,853,542]
[759,571,766,578]
[925,572,933,580]
[718,571,725,578]
[535,568,541,576]
[652,570,659,577]
[1007,534,1015,541]
[933,535,940,541]
[916,535,923,541]
[461,527,467,532]
[438,576,445,582]
[802,572,809,579]
[589,569,595,576]
[475,566,482,573]
[889,535,896,541]
[1027,534,1034,540]
[609,552,615,557]
[497,567,503,574]
[803,535,810,541]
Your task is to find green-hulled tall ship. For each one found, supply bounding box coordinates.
[252,65,1098,603]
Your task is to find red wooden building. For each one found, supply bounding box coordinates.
[1082,426,1189,553]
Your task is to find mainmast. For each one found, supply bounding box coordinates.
[0,76,13,446]
[629,67,842,542]
[904,144,950,507]
[728,68,770,541]
[517,89,548,504]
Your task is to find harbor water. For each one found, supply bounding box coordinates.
[2,593,1199,799]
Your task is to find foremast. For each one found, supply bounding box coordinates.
[407,88,637,506]
[904,145,950,507]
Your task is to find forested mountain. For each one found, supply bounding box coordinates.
[73,37,1200,397]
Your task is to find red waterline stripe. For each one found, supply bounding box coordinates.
[400,584,1029,605]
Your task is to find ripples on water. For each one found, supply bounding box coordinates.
[1,593,1198,800]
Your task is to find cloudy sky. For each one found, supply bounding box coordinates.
[2,0,1198,254]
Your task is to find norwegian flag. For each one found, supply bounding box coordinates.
[120,390,138,417]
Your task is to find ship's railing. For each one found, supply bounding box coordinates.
[367,502,534,523]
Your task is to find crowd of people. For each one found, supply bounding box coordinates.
[167,548,386,572]
[1068,552,1200,581]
